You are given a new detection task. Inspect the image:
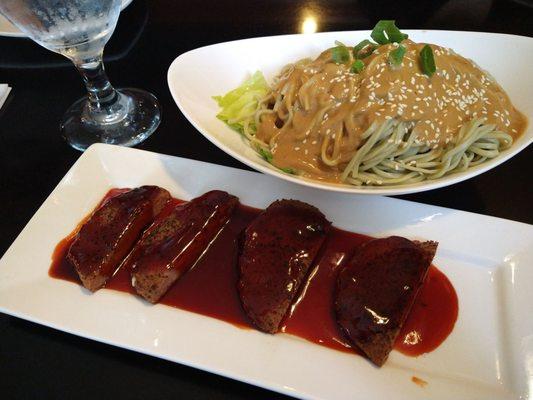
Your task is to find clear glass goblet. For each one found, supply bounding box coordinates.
[0,0,161,151]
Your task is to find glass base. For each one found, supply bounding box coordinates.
[60,88,161,151]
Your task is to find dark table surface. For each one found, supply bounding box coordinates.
[1,1,532,399]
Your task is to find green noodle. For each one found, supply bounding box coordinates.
[216,59,515,186]
[225,84,513,186]
[340,118,512,185]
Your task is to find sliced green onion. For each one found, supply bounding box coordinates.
[280,167,296,174]
[419,44,436,76]
[331,44,350,64]
[350,59,365,73]
[389,44,406,66]
[370,20,408,45]
[257,147,273,162]
[353,39,377,59]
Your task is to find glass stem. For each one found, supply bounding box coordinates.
[74,53,117,108]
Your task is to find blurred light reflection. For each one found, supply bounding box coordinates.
[301,16,318,34]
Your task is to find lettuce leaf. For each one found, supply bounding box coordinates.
[213,71,269,134]
[214,72,298,176]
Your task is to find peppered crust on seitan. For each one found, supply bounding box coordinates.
[238,199,331,333]
[68,186,170,292]
[131,190,238,303]
[335,236,437,366]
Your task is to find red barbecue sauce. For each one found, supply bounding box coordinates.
[49,189,458,358]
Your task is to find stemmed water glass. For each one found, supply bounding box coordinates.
[0,0,161,151]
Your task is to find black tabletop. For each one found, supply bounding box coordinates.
[1,1,532,399]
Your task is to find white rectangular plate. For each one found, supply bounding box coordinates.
[1,143,532,399]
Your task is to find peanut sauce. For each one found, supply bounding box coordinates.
[257,40,527,182]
